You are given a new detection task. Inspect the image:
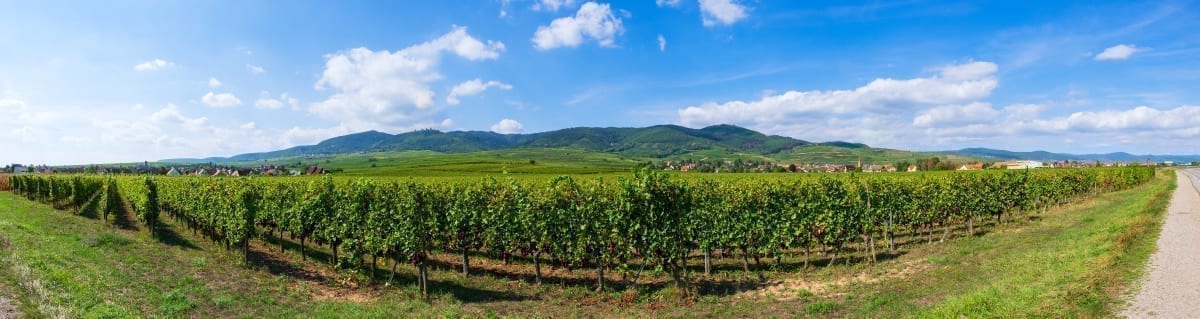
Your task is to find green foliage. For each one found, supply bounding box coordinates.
[6,167,1155,300]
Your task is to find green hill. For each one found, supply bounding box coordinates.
[161,124,1000,170]
[188,124,816,163]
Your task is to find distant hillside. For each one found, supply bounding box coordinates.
[947,148,1200,163]
[172,124,816,163]
[163,125,1200,165]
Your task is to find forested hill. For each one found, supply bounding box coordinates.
[172,124,825,162]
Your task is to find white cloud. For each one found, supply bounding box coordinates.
[311,25,505,131]
[208,77,222,88]
[679,61,998,126]
[0,97,25,113]
[133,59,174,72]
[490,118,524,134]
[1042,105,1200,132]
[1094,44,1141,61]
[150,104,211,132]
[657,35,667,52]
[201,92,242,107]
[912,102,1000,127]
[446,79,513,105]
[937,61,998,80]
[676,61,999,146]
[246,64,266,74]
[656,0,682,7]
[533,0,576,11]
[699,0,748,27]
[240,122,256,130]
[255,98,284,109]
[255,91,298,110]
[532,2,624,50]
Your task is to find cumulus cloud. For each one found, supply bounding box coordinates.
[208,77,222,88]
[446,79,512,105]
[1094,44,1141,61]
[201,92,242,107]
[533,2,624,50]
[490,118,524,134]
[699,0,748,26]
[255,98,283,109]
[310,25,504,131]
[679,61,999,127]
[1040,106,1200,132]
[912,102,1000,127]
[246,64,266,74]
[0,96,25,113]
[658,35,667,51]
[133,59,174,71]
[150,104,211,132]
[533,0,576,11]
[254,91,296,110]
[676,61,1000,146]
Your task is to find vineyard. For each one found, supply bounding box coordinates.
[6,167,1155,298]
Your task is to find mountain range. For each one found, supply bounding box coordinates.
[164,124,1200,164]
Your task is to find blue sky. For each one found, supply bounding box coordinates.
[2,0,1199,164]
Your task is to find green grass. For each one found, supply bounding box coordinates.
[210,148,647,177]
[147,145,983,178]
[0,192,459,318]
[0,170,1174,318]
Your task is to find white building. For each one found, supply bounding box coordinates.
[1008,160,1044,169]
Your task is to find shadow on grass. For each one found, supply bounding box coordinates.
[77,191,102,219]
[259,231,335,266]
[152,219,200,250]
[245,245,328,283]
[110,200,139,231]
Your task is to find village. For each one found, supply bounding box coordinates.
[2,161,332,176]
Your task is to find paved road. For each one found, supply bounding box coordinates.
[1123,169,1200,318]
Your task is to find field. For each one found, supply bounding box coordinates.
[773,145,980,166]
[144,145,986,178]
[0,167,1171,318]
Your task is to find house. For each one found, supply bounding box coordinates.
[166,167,181,176]
[907,165,918,172]
[11,164,25,174]
[305,165,324,175]
[862,164,884,173]
[194,168,208,176]
[96,166,108,174]
[679,163,696,172]
[957,163,984,171]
